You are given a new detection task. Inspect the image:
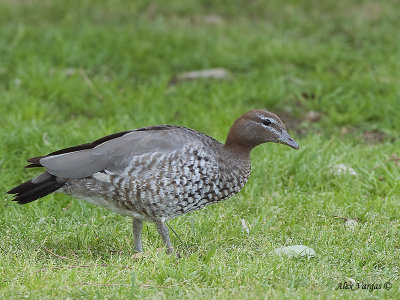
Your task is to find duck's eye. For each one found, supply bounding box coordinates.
[262,119,271,126]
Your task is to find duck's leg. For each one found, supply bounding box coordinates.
[132,219,143,253]
[155,220,174,254]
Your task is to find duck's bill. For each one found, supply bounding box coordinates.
[279,129,299,150]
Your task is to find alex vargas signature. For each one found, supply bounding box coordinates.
[336,281,392,292]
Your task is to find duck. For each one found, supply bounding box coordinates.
[7,110,299,253]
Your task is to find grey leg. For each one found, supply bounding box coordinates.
[155,220,174,254]
[132,219,143,253]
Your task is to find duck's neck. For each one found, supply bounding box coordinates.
[218,143,252,189]
[224,119,259,157]
[222,143,252,175]
[223,142,252,160]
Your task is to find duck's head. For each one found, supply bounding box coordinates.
[225,109,299,151]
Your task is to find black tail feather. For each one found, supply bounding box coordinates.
[7,172,66,204]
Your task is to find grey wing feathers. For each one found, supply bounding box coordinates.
[40,150,110,178]
[39,127,205,179]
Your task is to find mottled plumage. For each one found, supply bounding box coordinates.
[8,110,298,253]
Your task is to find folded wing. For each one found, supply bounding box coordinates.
[37,126,204,178]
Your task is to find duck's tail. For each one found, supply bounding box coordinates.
[7,172,66,204]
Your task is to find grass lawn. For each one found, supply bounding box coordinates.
[1,0,400,298]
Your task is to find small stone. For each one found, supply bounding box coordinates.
[333,215,359,231]
[347,277,356,284]
[241,219,249,234]
[200,14,223,24]
[14,78,21,87]
[273,245,316,258]
[340,127,348,137]
[305,111,323,122]
[64,68,76,77]
[332,164,358,176]
[169,68,230,85]
[345,219,358,230]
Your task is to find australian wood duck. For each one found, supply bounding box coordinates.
[8,110,298,253]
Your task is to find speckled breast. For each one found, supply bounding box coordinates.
[64,145,251,221]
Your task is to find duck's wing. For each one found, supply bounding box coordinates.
[29,125,212,179]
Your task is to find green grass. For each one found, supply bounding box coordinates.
[1,0,400,298]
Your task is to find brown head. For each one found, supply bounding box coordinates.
[224,110,299,153]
